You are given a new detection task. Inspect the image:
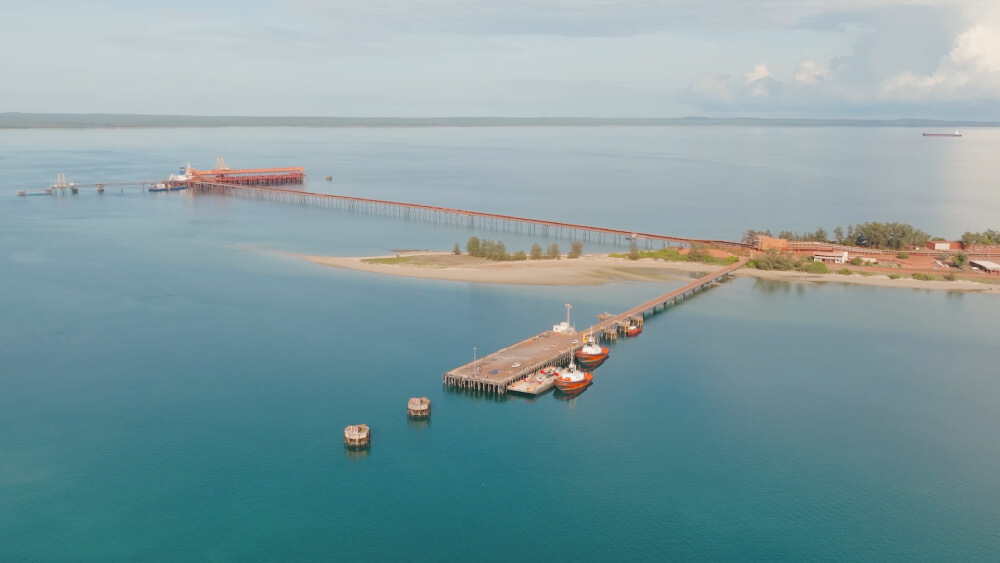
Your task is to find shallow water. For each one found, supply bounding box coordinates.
[1,127,999,561]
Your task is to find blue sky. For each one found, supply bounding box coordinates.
[3,0,999,118]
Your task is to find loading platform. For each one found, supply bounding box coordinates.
[442,259,747,394]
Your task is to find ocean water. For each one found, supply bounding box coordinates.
[1,127,999,561]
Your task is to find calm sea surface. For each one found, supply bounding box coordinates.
[1,127,999,561]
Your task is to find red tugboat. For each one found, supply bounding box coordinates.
[554,361,593,392]
[625,323,642,337]
[574,333,609,369]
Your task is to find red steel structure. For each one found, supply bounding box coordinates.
[188,166,305,186]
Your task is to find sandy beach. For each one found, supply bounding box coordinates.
[738,268,1000,293]
[296,252,713,285]
[294,250,1000,293]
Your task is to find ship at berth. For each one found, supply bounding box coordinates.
[554,361,593,393]
[574,333,609,369]
[149,164,193,192]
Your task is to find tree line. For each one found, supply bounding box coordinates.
[746,223,1000,251]
[459,237,584,261]
[960,229,1000,247]
[743,222,932,250]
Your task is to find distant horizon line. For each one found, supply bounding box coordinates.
[2,112,997,129]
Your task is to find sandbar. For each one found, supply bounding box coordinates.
[738,268,1000,294]
[296,252,710,286]
[294,250,1000,293]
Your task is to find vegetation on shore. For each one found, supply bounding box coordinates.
[745,223,1000,251]
[961,230,1000,247]
[746,249,828,273]
[461,237,579,261]
[743,222,932,250]
[609,245,740,266]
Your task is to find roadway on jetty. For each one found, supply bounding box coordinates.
[441,259,747,394]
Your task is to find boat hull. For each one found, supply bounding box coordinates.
[626,326,642,337]
[148,184,188,192]
[554,372,593,392]
[574,351,609,369]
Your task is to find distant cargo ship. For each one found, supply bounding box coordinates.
[922,131,962,137]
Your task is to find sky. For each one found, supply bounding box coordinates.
[2,0,1000,119]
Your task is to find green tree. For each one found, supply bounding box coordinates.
[741,229,760,245]
[953,252,969,269]
[490,241,508,261]
[529,243,543,260]
[567,241,584,259]
[687,246,712,263]
[626,244,640,260]
[545,243,561,260]
[752,249,796,270]
[833,226,844,244]
[813,227,828,243]
[512,250,527,261]
[452,243,461,255]
[466,236,481,257]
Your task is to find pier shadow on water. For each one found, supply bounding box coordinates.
[441,384,510,403]
[406,417,431,430]
[344,446,370,460]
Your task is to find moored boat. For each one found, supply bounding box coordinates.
[554,361,593,392]
[574,333,609,369]
[922,131,962,137]
[149,164,193,192]
[625,324,642,337]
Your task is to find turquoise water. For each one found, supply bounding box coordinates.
[2,127,1000,561]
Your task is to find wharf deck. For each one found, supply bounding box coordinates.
[443,259,746,394]
[507,373,558,395]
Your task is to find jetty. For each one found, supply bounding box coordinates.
[188,181,751,249]
[442,259,746,394]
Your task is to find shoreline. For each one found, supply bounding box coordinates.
[294,251,999,293]
[738,268,999,293]
[296,252,712,286]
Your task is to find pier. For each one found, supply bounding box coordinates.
[18,181,156,196]
[442,259,747,394]
[189,181,751,249]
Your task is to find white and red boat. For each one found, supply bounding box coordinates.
[554,361,593,392]
[625,324,642,337]
[574,333,609,369]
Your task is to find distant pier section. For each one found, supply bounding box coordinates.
[442,259,746,394]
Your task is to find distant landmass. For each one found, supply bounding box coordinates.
[1,113,998,129]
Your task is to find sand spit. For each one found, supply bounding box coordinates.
[738,268,1000,294]
[297,252,710,286]
[293,250,999,293]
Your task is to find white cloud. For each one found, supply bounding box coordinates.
[744,63,773,84]
[682,1,1000,116]
[880,20,1000,101]
[948,24,1000,73]
[794,60,830,84]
